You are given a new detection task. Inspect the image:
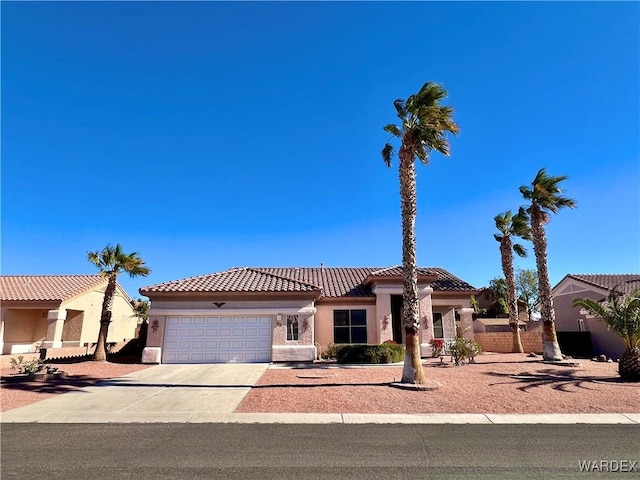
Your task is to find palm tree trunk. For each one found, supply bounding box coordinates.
[500,240,524,353]
[530,207,563,361]
[399,144,425,384]
[93,275,117,362]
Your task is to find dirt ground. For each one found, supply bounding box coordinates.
[1,353,638,414]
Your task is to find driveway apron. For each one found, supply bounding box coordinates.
[1,364,269,423]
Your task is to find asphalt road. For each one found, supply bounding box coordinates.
[2,424,639,480]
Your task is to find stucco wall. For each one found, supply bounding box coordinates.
[553,284,626,360]
[553,289,603,332]
[314,304,377,356]
[64,285,137,344]
[1,309,48,353]
[62,309,83,342]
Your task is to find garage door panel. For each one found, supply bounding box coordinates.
[163,315,272,363]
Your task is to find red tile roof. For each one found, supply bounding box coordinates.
[140,266,477,297]
[565,274,640,295]
[139,268,322,295]
[1,275,106,302]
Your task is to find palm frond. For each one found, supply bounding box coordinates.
[383,124,402,137]
[393,99,407,119]
[381,143,394,167]
[513,243,528,258]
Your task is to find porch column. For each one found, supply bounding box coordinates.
[458,307,474,341]
[0,311,5,354]
[42,309,67,349]
[418,287,434,357]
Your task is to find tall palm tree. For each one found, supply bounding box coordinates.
[382,81,458,384]
[87,244,151,362]
[494,207,531,353]
[520,168,576,361]
[573,287,640,381]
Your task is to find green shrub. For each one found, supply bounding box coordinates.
[334,343,405,364]
[448,337,483,366]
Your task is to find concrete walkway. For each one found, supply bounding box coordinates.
[2,364,639,424]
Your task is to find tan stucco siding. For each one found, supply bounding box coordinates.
[1,309,48,353]
[62,310,83,342]
[314,304,377,355]
[63,285,137,345]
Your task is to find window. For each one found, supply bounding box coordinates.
[577,318,586,332]
[432,312,444,339]
[287,315,299,341]
[333,309,367,344]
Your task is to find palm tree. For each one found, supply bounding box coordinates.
[130,298,150,323]
[494,207,531,353]
[382,81,459,383]
[520,168,576,361]
[87,244,151,361]
[573,288,640,381]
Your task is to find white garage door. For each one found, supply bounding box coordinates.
[162,316,272,363]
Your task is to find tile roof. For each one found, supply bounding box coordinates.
[139,268,322,295]
[1,275,106,302]
[566,274,640,296]
[140,266,477,297]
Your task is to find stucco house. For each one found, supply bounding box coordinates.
[552,273,640,360]
[0,275,138,355]
[139,266,478,364]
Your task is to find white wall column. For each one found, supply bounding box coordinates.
[0,311,5,355]
[458,307,475,341]
[42,309,67,348]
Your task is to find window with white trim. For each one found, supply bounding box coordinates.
[432,312,444,339]
[287,315,299,341]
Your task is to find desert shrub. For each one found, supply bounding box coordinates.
[9,355,58,375]
[448,337,483,366]
[335,343,404,364]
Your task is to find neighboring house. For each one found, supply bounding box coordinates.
[0,275,138,355]
[552,274,640,359]
[140,266,478,364]
[473,318,528,333]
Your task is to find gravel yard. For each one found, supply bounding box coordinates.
[235,354,640,414]
[1,361,149,412]
[1,353,638,415]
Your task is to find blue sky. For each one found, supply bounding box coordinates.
[2,1,639,299]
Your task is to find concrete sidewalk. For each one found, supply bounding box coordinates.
[2,364,639,425]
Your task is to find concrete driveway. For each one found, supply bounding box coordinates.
[1,364,269,423]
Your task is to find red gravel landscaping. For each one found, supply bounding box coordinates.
[1,361,149,412]
[2,353,638,415]
[235,353,640,415]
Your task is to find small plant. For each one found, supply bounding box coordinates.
[429,338,445,357]
[9,355,58,376]
[448,337,483,366]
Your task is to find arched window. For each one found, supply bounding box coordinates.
[287,315,299,341]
